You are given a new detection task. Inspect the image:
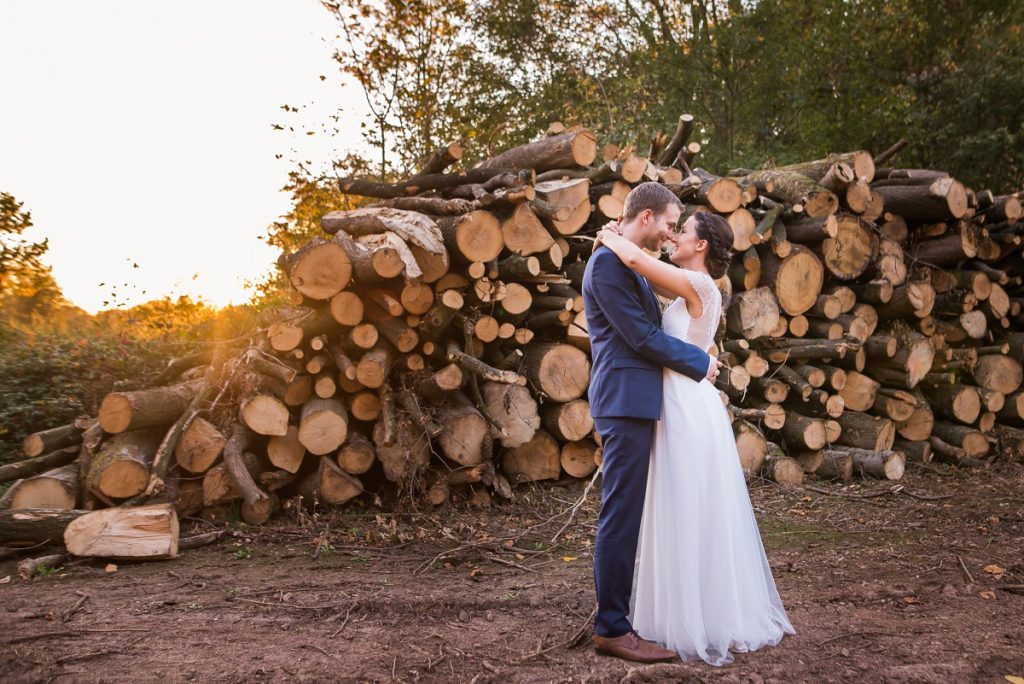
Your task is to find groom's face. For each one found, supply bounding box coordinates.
[637,205,682,251]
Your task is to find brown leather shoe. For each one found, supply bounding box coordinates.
[594,630,679,663]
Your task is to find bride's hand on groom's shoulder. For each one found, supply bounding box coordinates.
[593,222,623,253]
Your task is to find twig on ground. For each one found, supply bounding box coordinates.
[891,485,954,501]
[818,631,888,646]
[5,628,149,645]
[512,604,597,663]
[61,592,90,622]
[957,555,976,584]
[484,553,537,573]
[550,469,600,545]
[300,643,336,659]
[803,485,889,499]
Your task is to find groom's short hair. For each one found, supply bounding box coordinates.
[622,182,682,222]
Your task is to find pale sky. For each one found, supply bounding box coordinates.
[0,1,367,313]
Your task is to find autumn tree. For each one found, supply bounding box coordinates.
[1,192,65,327]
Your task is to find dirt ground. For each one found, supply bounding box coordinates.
[2,460,1023,684]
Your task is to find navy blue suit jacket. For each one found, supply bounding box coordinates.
[582,246,711,419]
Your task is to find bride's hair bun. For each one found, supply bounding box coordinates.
[694,212,735,280]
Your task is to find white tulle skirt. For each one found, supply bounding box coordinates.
[630,370,795,666]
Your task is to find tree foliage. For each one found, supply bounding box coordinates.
[309,0,1023,191]
[1,192,66,327]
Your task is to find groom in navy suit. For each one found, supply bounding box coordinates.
[583,182,721,663]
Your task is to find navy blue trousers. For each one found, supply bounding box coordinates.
[592,416,656,638]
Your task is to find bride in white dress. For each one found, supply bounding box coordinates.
[597,212,795,666]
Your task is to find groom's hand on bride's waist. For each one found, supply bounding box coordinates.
[705,357,723,383]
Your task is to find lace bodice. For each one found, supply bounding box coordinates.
[661,270,721,352]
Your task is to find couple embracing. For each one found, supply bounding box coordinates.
[582,182,795,666]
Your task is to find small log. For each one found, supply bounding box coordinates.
[222,425,274,525]
[780,412,827,450]
[296,457,363,506]
[482,381,541,448]
[835,412,896,451]
[538,398,593,442]
[329,291,365,326]
[98,380,203,434]
[64,504,178,560]
[501,430,561,483]
[373,415,431,482]
[501,203,555,256]
[524,342,590,402]
[239,394,290,436]
[734,419,768,478]
[759,244,824,316]
[931,421,989,458]
[280,237,352,300]
[0,508,88,545]
[266,425,305,474]
[17,553,70,580]
[928,384,982,425]
[834,448,907,480]
[793,449,825,473]
[742,169,838,217]
[1,463,79,510]
[727,286,781,339]
[761,442,804,486]
[560,439,600,478]
[173,417,225,474]
[433,394,490,466]
[356,343,398,389]
[477,129,597,172]
[873,176,968,220]
[438,211,504,263]
[23,423,84,458]
[0,446,80,486]
[893,438,933,464]
[972,355,1023,395]
[838,370,880,412]
[86,429,162,501]
[336,432,376,475]
[298,398,349,456]
[819,214,877,280]
[872,387,918,422]
[817,450,854,481]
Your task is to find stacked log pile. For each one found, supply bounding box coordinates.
[2,119,1023,552]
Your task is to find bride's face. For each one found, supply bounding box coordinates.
[668,216,705,266]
